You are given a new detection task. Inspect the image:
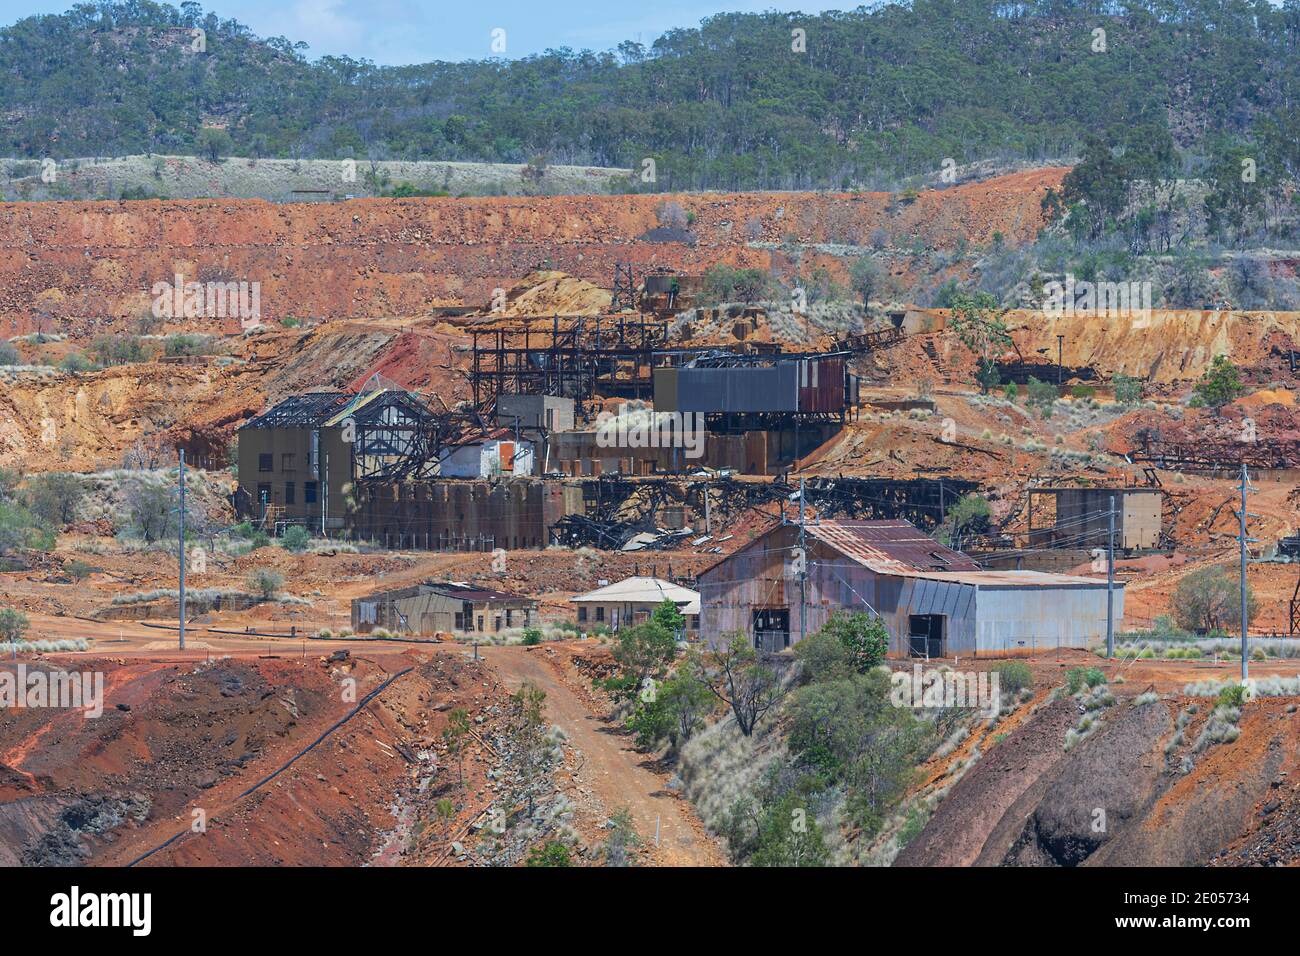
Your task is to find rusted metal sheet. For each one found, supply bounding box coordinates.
[797,356,845,414]
[805,520,982,574]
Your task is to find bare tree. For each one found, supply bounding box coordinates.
[690,635,786,737]
[123,478,174,542]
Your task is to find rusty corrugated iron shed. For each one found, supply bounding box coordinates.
[806,519,982,574]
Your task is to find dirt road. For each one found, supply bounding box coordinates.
[479,645,726,867]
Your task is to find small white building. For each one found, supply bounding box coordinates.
[570,576,700,633]
[437,430,535,479]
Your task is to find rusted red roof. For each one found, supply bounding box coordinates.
[806,520,982,574]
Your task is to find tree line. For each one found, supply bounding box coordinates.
[4,0,1300,191]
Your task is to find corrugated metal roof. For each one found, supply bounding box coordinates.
[423,581,533,603]
[357,580,533,604]
[807,520,982,574]
[570,576,701,615]
[904,569,1117,588]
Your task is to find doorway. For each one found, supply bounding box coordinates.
[908,614,945,658]
[752,608,790,652]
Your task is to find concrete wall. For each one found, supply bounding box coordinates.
[1043,488,1161,550]
[1121,491,1161,550]
[497,394,575,432]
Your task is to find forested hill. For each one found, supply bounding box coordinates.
[2,0,1298,191]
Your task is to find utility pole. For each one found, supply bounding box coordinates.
[704,486,711,534]
[321,449,328,538]
[178,449,186,652]
[798,477,807,645]
[1238,464,1256,683]
[1057,335,1064,386]
[1106,494,1115,658]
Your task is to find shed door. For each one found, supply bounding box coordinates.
[908,614,945,658]
[499,442,515,471]
[753,608,790,652]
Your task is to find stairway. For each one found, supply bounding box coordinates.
[922,339,949,384]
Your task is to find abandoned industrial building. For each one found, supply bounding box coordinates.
[1026,485,1162,551]
[351,581,537,636]
[235,388,438,530]
[569,576,701,633]
[437,428,535,478]
[697,519,1123,656]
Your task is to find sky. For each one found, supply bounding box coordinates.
[0,0,796,63]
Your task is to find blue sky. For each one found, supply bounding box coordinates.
[0,0,795,63]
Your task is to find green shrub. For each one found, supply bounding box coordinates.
[991,661,1033,696]
[526,841,571,867]
[246,568,283,600]
[280,525,310,552]
[628,696,674,749]
[1112,373,1142,405]
[1026,376,1057,418]
[814,611,890,673]
[1065,666,1107,695]
[59,351,92,372]
[90,334,152,366]
[1216,684,1248,709]
[1193,355,1244,410]
[164,334,214,358]
[65,559,94,582]
[1173,565,1256,633]
[25,473,86,526]
[521,626,543,646]
[0,499,55,555]
[750,791,830,867]
[0,607,29,643]
[897,804,930,848]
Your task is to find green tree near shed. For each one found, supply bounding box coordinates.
[948,291,1011,394]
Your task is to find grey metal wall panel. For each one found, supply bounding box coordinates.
[652,368,680,413]
[675,365,799,413]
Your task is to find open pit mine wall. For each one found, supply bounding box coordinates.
[0,168,1066,335]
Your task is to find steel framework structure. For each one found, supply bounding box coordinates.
[469,314,670,412]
